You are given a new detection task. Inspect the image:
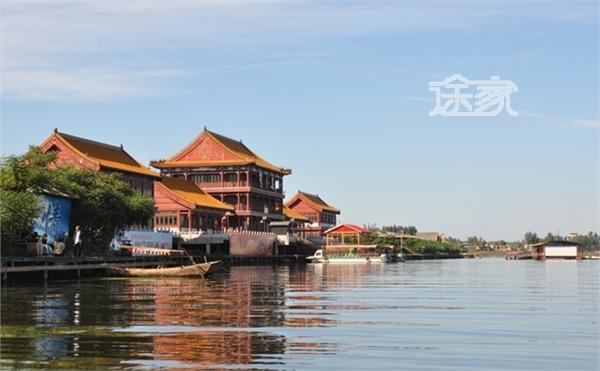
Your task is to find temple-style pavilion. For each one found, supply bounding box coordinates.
[323,224,368,245]
[151,128,291,231]
[285,191,340,239]
[154,176,234,233]
[40,129,159,197]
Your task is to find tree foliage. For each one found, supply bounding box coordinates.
[523,231,540,245]
[466,236,485,245]
[381,225,418,235]
[0,147,154,255]
[571,232,600,252]
[543,232,562,242]
[0,189,42,246]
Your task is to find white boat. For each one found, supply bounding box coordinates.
[307,249,395,263]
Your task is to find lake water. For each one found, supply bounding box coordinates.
[1,259,598,370]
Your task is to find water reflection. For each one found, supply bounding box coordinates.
[1,261,599,370]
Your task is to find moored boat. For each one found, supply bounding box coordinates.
[505,252,533,260]
[107,260,223,277]
[307,249,398,263]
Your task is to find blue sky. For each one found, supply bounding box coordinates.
[1,0,598,240]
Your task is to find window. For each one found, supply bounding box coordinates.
[191,174,221,183]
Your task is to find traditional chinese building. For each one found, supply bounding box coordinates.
[283,205,310,224]
[285,191,340,239]
[151,128,291,231]
[153,176,234,233]
[40,129,159,197]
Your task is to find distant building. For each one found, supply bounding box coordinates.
[151,128,291,231]
[534,240,580,260]
[285,191,340,241]
[40,129,159,197]
[565,233,579,241]
[270,206,312,246]
[153,176,234,234]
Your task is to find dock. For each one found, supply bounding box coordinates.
[1,254,308,283]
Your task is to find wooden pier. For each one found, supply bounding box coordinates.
[1,254,308,283]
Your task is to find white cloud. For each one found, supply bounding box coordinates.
[1,67,184,102]
[520,110,600,129]
[1,0,596,102]
[566,119,600,129]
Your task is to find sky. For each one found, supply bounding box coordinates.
[1,0,598,241]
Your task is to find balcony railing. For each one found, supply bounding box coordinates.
[155,227,229,241]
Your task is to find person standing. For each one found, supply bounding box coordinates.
[73,226,83,257]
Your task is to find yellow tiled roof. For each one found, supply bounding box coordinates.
[290,191,340,213]
[283,205,310,222]
[151,129,291,175]
[158,176,234,211]
[45,131,159,178]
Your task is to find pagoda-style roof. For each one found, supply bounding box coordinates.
[283,205,310,222]
[157,176,234,211]
[324,224,368,235]
[286,191,340,214]
[150,128,291,175]
[40,130,159,178]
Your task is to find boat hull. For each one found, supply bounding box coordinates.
[308,256,387,263]
[307,249,402,264]
[108,261,223,277]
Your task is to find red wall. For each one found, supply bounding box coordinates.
[41,140,99,171]
[287,199,318,214]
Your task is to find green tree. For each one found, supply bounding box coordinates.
[0,189,43,246]
[0,147,61,196]
[0,147,53,248]
[381,225,418,235]
[466,236,484,245]
[523,231,540,245]
[572,232,600,252]
[543,232,561,242]
[1,147,154,255]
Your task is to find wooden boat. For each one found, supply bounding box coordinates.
[108,260,223,277]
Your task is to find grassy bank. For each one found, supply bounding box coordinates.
[365,234,464,258]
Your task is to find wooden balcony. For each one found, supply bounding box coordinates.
[195,181,282,195]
